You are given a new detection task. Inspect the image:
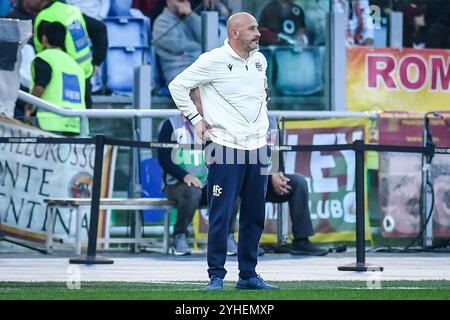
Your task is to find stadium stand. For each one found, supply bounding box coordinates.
[259,46,274,92]
[109,0,133,16]
[273,45,324,96]
[103,14,151,93]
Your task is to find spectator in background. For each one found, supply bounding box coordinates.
[230,173,328,256]
[28,22,86,135]
[66,0,110,93]
[333,0,374,46]
[33,0,108,109]
[157,114,208,256]
[133,0,231,24]
[295,0,329,46]
[370,0,394,17]
[190,0,231,18]
[66,0,110,20]
[425,0,450,49]
[230,114,328,257]
[132,0,165,27]
[394,0,427,48]
[152,0,202,86]
[157,112,239,256]
[259,0,308,46]
[157,89,202,256]
[6,0,40,123]
[6,0,36,22]
[190,0,232,45]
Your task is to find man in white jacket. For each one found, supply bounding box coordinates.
[169,12,278,291]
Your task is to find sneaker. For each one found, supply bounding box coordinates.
[172,233,192,256]
[227,234,238,256]
[290,239,328,256]
[235,275,279,290]
[205,276,223,290]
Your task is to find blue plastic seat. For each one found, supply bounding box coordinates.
[273,45,324,96]
[106,46,148,93]
[140,157,166,223]
[103,15,151,93]
[104,17,149,48]
[0,1,12,17]
[109,0,132,16]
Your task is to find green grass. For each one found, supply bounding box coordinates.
[1,281,450,300]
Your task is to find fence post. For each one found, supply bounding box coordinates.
[338,140,383,272]
[79,116,89,137]
[70,134,113,264]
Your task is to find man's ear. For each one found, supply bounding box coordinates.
[233,30,239,39]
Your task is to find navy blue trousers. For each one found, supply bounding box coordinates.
[206,143,270,280]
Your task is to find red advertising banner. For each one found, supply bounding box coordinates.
[193,118,373,244]
[283,118,372,242]
[378,112,450,238]
[347,46,450,111]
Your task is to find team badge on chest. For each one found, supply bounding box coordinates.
[255,61,263,72]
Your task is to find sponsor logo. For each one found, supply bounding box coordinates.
[69,172,92,198]
[212,185,223,197]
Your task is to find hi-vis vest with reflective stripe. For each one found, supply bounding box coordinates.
[32,48,86,134]
[163,115,279,185]
[34,1,93,78]
[164,116,208,186]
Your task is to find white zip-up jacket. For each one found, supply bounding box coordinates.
[168,39,269,150]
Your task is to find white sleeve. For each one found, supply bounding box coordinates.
[168,52,213,125]
[20,44,35,89]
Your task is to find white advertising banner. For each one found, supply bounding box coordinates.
[0,116,116,248]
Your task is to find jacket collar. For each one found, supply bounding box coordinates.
[223,38,258,61]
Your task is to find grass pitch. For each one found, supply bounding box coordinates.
[0,281,449,300]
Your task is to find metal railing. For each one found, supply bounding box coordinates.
[18,89,380,249]
[14,90,450,269]
[18,90,378,137]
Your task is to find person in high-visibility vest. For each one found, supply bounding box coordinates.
[33,0,107,108]
[29,21,86,135]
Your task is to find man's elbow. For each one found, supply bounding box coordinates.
[168,77,190,104]
[168,79,177,96]
[168,80,174,92]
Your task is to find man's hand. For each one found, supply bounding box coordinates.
[194,119,215,142]
[271,172,291,196]
[177,0,192,16]
[92,65,100,76]
[183,174,202,188]
[24,104,34,125]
